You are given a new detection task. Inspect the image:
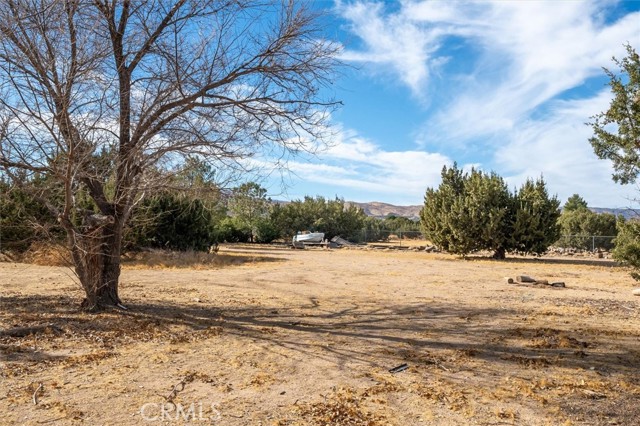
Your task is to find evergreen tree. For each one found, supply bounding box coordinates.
[0,177,61,252]
[613,220,640,280]
[557,194,620,251]
[589,44,640,277]
[126,193,216,251]
[589,44,640,184]
[420,165,560,258]
[511,178,561,255]
[563,194,589,212]
[420,164,465,253]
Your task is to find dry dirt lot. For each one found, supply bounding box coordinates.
[1,245,639,425]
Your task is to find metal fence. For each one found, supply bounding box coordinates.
[353,230,425,246]
[351,231,616,251]
[554,235,616,252]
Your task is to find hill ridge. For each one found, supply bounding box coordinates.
[275,200,638,220]
[346,203,638,221]
[346,201,422,220]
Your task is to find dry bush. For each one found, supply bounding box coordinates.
[20,242,71,267]
[494,407,518,421]
[122,249,262,270]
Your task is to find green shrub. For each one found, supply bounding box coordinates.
[126,193,215,251]
[556,209,619,250]
[253,218,280,243]
[0,179,62,252]
[214,217,251,243]
[270,196,366,241]
[613,220,640,280]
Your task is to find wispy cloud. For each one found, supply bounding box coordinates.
[422,1,639,144]
[336,1,444,94]
[494,89,636,207]
[282,128,454,203]
[338,1,638,103]
[335,0,640,206]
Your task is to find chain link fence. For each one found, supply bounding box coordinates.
[554,235,616,252]
[351,230,425,246]
[349,231,616,251]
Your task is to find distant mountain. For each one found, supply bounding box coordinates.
[347,204,639,221]
[347,202,422,220]
[271,199,421,220]
[274,199,638,221]
[589,207,639,219]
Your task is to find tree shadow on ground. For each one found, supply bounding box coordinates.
[464,255,621,268]
[218,244,296,256]
[1,293,639,378]
[120,252,286,269]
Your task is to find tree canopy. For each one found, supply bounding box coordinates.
[589,44,640,278]
[0,0,340,310]
[228,182,271,243]
[589,44,640,184]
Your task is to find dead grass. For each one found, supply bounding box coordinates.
[292,388,388,426]
[122,249,244,269]
[5,242,284,271]
[1,245,639,425]
[18,242,71,267]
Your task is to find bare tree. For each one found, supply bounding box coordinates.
[0,0,340,310]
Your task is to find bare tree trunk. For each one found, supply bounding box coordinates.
[69,218,124,311]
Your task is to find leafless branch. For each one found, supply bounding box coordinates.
[0,0,341,309]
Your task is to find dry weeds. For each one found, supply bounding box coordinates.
[1,245,639,425]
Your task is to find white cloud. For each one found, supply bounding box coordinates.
[423,1,640,144]
[494,90,636,207]
[337,1,442,94]
[283,127,454,202]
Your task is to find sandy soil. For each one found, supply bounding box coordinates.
[1,245,639,425]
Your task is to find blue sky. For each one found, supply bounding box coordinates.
[262,0,640,208]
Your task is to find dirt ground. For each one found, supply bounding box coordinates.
[1,245,639,426]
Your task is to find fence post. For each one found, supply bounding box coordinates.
[592,236,595,252]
